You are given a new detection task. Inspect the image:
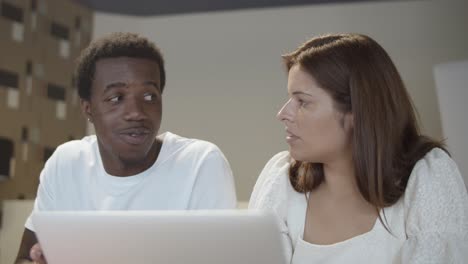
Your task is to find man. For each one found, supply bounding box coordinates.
[15,32,237,263]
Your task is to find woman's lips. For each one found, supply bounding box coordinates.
[285,129,300,143]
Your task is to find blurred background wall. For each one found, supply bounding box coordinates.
[434,60,468,186]
[0,0,92,200]
[1,0,467,262]
[93,0,468,200]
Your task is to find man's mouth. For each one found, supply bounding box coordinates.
[119,127,151,145]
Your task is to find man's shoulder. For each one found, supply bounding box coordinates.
[56,135,96,150]
[53,135,98,160]
[39,136,99,186]
[155,132,227,169]
[162,132,222,156]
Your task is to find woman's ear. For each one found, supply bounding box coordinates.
[80,99,92,123]
[344,112,354,132]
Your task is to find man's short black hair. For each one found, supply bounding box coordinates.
[76,32,166,100]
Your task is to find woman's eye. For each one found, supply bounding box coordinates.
[298,99,307,107]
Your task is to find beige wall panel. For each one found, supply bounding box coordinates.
[0,0,92,201]
[0,106,23,142]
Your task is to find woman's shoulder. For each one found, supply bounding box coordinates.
[404,147,468,234]
[256,151,291,188]
[408,147,462,190]
[412,147,453,169]
[248,151,292,211]
[265,151,291,170]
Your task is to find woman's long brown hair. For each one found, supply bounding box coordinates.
[284,34,446,217]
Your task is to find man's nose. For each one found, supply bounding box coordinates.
[123,97,146,121]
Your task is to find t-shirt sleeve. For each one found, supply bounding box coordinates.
[248,151,293,263]
[400,148,468,263]
[24,150,59,232]
[188,148,237,209]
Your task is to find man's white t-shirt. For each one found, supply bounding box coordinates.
[26,132,237,231]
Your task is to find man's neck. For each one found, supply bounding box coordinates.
[102,139,162,177]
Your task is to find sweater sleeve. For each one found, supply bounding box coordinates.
[400,148,468,264]
[248,151,293,263]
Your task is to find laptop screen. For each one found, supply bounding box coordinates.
[33,210,287,264]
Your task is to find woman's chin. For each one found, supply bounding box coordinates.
[288,148,320,163]
[289,148,306,162]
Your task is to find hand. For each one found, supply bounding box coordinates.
[30,243,47,264]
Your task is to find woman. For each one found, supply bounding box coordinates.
[249,33,468,263]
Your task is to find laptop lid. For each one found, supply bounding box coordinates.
[33,210,287,264]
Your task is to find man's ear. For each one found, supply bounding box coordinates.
[80,99,92,123]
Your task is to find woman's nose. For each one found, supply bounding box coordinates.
[277,99,293,123]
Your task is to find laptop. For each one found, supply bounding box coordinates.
[33,210,287,264]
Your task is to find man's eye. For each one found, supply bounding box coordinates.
[144,93,156,101]
[109,95,122,102]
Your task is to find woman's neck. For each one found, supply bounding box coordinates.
[320,153,362,201]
